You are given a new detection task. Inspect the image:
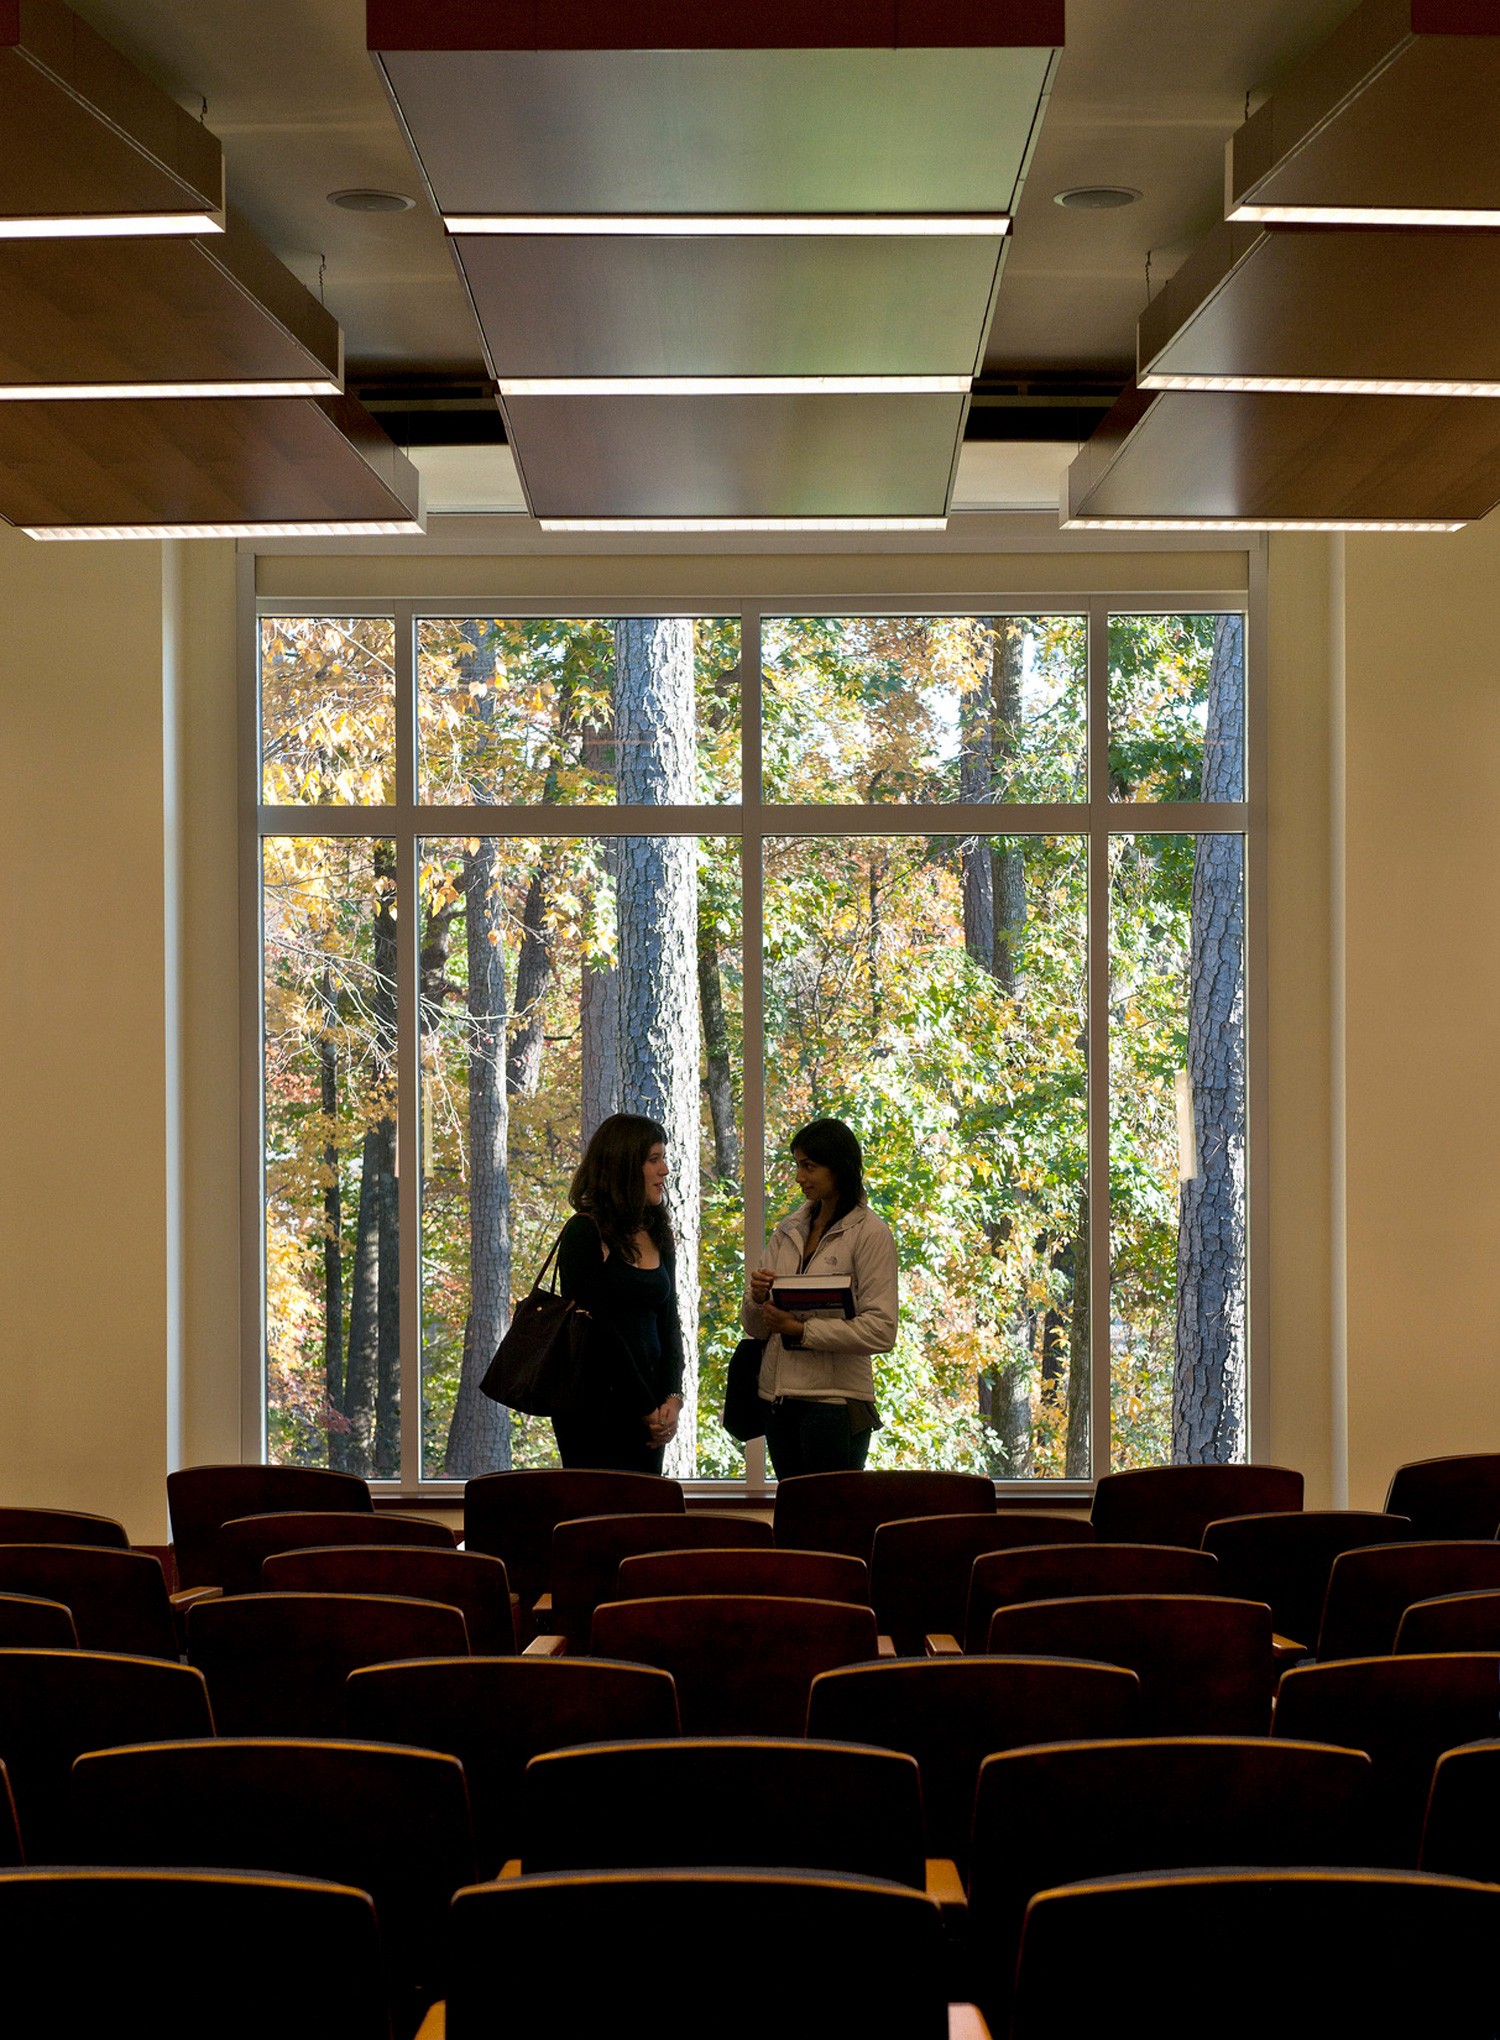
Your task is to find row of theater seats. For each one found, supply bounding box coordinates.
[4,1453,1500,2037]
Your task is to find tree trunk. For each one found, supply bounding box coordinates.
[614,617,700,1475]
[445,833,514,1475]
[1065,1186,1091,1477]
[318,964,346,1465]
[959,645,995,964]
[506,865,553,1097]
[991,622,1027,994]
[344,840,398,1477]
[580,705,621,1144]
[698,905,740,1185]
[444,620,514,1476]
[1173,614,1247,1462]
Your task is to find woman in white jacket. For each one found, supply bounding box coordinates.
[743,1117,898,1478]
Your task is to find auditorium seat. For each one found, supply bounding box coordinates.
[262,1546,517,1655]
[463,1470,683,1613]
[0,1506,129,1551]
[589,1593,878,1734]
[806,1656,1140,1869]
[871,1512,1092,1657]
[72,1738,475,2037]
[1316,1542,1500,1659]
[1009,1867,1500,2040]
[1419,1739,1500,1884]
[436,1869,953,2040]
[966,1736,1375,2027]
[1395,1589,1500,1654]
[515,1737,926,1889]
[1385,1453,1500,1540]
[953,1543,1221,1655]
[772,1469,995,1564]
[545,1510,769,1645]
[1274,1653,1500,1863]
[345,1655,679,1877]
[986,1593,1276,1734]
[1201,1510,1414,1653]
[0,1763,19,1868]
[614,1546,869,1606]
[0,1650,212,1861]
[0,1593,76,1648]
[0,1546,178,1659]
[0,1867,391,2040]
[188,1592,469,1736]
[217,1511,455,1597]
[1090,1463,1303,1547]
[167,1464,372,1589]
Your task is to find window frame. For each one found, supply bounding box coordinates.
[241,573,1267,1496]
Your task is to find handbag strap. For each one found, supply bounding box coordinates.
[529,1224,569,1294]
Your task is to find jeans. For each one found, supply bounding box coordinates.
[765,1399,872,1479]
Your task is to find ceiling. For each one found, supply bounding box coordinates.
[57,0,1365,511]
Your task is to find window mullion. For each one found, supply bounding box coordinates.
[1088,596,1113,1483]
[395,605,422,1492]
[740,602,767,1492]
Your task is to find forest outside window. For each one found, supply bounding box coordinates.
[254,600,1254,1488]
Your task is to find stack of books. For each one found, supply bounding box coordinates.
[770,1273,854,1320]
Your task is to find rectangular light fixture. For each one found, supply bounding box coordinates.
[0,212,224,238]
[24,519,427,541]
[1060,515,1466,532]
[537,515,949,533]
[1140,373,1500,398]
[500,375,972,398]
[1228,204,1500,228]
[449,214,1011,237]
[0,378,342,401]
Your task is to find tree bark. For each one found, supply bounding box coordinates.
[318,964,346,1466]
[343,839,398,1477]
[1064,1186,1091,1477]
[506,865,553,1097]
[444,833,514,1474]
[991,622,1027,994]
[698,904,740,1185]
[1172,614,1247,1462]
[614,617,700,1475]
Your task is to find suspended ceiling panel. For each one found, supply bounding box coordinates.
[1065,382,1500,525]
[505,392,966,518]
[0,0,223,229]
[455,233,1005,379]
[1227,0,1500,222]
[0,392,422,531]
[0,211,342,394]
[1139,223,1500,392]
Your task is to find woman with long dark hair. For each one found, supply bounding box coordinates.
[553,1111,685,1473]
[743,1116,898,1478]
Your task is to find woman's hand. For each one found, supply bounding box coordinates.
[645,1395,681,1447]
[749,1266,776,1303]
[759,1302,806,1342]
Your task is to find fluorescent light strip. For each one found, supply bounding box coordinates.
[1142,373,1500,397]
[500,374,971,398]
[1062,515,1465,532]
[0,212,223,238]
[449,213,1010,237]
[0,379,342,401]
[25,519,426,541]
[1230,203,1500,228]
[538,515,948,533]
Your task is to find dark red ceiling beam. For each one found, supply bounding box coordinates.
[368,0,1063,50]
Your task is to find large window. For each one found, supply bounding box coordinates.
[251,597,1255,1488]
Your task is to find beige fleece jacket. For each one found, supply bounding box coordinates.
[742,1200,899,1403]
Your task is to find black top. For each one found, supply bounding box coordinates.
[556,1213,685,1412]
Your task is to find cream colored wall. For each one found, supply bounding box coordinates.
[0,529,173,1540]
[1339,517,1500,1508]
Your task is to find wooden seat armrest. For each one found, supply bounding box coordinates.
[877,1633,897,1658]
[522,1633,568,1657]
[925,1857,968,1920]
[498,1859,523,1880]
[532,1591,552,1618]
[415,2003,445,2040]
[171,1586,222,1611]
[925,1633,963,1657]
[1272,1632,1308,1662]
[948,2006,991,2040]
